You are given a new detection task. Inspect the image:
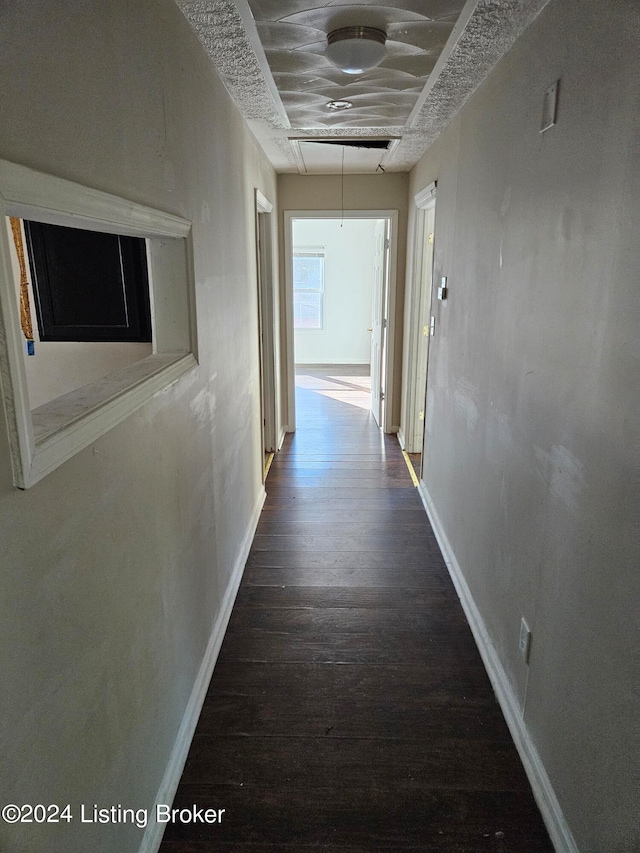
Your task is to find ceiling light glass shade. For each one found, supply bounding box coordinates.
[326,27,386,75]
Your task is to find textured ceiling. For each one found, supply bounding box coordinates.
[176,0,552,173]
[248,0,466,130]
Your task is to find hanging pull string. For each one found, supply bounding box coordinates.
[9,218,34,341]
[341,147,345,228]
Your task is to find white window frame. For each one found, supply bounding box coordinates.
[0,160,197,488]
[292,248,325,331]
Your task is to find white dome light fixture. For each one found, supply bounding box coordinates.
[326,26,387,75]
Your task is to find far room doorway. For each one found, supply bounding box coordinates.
[284,211,398,435]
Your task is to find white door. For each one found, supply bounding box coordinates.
[370,219,388,427]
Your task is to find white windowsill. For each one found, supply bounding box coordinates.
[25,352,196,486]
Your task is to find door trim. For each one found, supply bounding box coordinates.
[283,209,399,434]
[255,190,278,473]
[400,182,437,453]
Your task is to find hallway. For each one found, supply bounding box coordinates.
[160,366,552,851]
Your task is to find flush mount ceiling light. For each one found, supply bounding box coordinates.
[326,26,387,75]
[325,100,353,111]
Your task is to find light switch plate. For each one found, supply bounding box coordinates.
[540,80,559,133]
[519,618,532,664]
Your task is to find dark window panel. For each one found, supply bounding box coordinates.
[23,221,151,343]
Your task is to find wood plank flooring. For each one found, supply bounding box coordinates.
[160,366,553,853]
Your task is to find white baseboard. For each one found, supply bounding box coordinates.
[397,427,407,450]
[278,426,287,449]
[417,481,579,853]
[139,485,266,853]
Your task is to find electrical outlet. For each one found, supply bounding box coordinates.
[519,618,532,664]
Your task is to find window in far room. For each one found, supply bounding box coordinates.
[293,249,324,330]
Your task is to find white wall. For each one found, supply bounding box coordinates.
[0,2,277,851]
[293,218,378,365]
[407,1,639,851]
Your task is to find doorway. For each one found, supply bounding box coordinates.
[255,190,278,479]
[284,210,398,435]
[400,183,437,483]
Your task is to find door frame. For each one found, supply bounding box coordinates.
[369,217,390,428]
[399,182,437,454]
[255,189,279,473]
[283,209,399,434]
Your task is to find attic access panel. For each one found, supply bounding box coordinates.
[24,220,152,342]
[321,140,391,149]
[297,139,393,173]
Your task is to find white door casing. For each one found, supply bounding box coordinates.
[412,204,435,451]
[255,189,277,462]
[400,182,437,454]
[283,210,399,435]
[370,218,387,427]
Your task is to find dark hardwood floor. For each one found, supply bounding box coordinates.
[160,366,553,853]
